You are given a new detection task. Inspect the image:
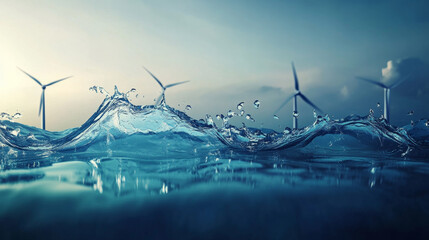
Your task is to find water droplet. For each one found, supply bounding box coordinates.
[283,127,291,134]
[410,120,414,126]
[12,113,22,119]
[206,114,214,126]
[253,100,260,109]
[313,110,317,118]
[426,120,429,127]
[227,110,235,118]
[293,111,299,117]
[185,105,192,110]
[245,114,255,122]
[369,109,374,115]
[216,114,221,120]
[408,110,414,116]
[89,86,98,93]
[222,114,228,124]
[126,88,136,95]
[273,115,279,120]
[240,110,245,116]
[377,102,381,108]
[89,86,110,96]
[237,102,244,110]
[0,112,20,121]
[99,87,109,96]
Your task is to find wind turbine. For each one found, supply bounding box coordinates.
[356,74,411,123]
[142,66,189,106]
[274,62,323,130]
[18,68,72,130]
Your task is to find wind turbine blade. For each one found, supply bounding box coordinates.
[38,91,44,116]
[291,62,299,91]
[390,72,413,89]
[165,81,189,89]
[274,94,296,114]
[18,67,43,86]
[299,93,323,114]
[45,76,72,87]
[142,66,164,89]
[356,77,387,88]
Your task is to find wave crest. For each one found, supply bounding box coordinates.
[1,86,428,158]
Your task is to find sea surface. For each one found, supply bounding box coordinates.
[1,87,429,239]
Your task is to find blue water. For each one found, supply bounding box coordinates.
[1,87,429,239]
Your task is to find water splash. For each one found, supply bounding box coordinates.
[1,86,428,158]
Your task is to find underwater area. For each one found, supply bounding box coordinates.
[1,87,429,239]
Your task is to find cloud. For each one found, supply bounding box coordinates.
[381,60,400,84]
[381,58,425,87]
[380,58,429,100]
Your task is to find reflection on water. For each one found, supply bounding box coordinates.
[2,151,428,197]
[1,150,429,239]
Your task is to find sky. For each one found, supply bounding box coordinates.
[0,0,428,131]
